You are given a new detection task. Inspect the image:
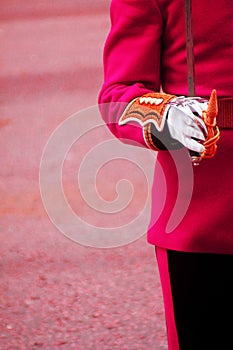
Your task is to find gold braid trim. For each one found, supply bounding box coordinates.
[143,124,161,151]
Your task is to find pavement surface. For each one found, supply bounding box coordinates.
[0,1,168,349]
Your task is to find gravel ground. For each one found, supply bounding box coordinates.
[0,1,168,349]
[0,222,167,350]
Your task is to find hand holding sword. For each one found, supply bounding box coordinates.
[119,0,220,160]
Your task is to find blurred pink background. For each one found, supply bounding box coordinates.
[0,1,167,349]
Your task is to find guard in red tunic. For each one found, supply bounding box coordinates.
[99,1,233,349]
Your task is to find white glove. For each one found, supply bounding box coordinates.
[166,97,208,153]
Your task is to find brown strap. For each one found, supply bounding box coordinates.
[185,0,196,97]
[218,97,233,129]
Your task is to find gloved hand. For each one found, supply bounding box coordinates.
[119,92,212,154]
[166,96,208,153]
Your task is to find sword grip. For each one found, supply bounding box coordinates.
[189,150,202,166]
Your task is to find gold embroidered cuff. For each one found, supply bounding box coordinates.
[119,92,177,150]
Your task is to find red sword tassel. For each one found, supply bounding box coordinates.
[202,89,221,159]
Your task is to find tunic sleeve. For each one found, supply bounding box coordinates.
[98,0,163,148]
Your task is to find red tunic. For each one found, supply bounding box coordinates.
[99,0,233,254]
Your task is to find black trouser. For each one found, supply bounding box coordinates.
[167,250,233,350]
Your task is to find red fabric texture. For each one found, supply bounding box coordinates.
[98,0,233,254]
[148,130,233,253]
